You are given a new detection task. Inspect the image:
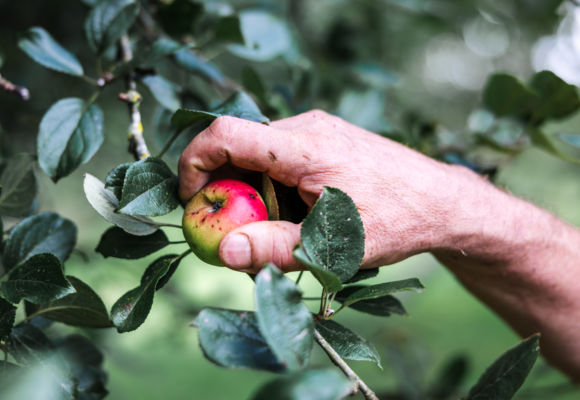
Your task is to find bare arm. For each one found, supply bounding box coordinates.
[178,110,580,380]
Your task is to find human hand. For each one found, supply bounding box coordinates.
[178,110,468,273]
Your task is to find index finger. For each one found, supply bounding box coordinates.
[178,116,311,201]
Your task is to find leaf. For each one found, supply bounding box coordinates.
[483,74,538,118]
[557,133,580,149]
[2,212,77,271]
[251,369,353,400]
[262,173,279,220]
[5,323,53,365]
[528,129,580,164]
[334,285,407,317]
[27,276,111,328]
[140,75,181,111]
[192,308,285,372]
[0,297,16,340]
[171,91,269,132]
[1,253,75,304]
[0,153,37,217]
[293,245,343,293]
[18,27,83,76]
[467,334,540,400]
[110,255,177,333]
[96,227,169,259]
[215,16,245,44]
[38,98,104,182]
[429,355,470,399]
[53,334,104,368]
[173,49,226,85]
[529,70,580,123]
[242,66,267,104]
[316,320,382,368]
[337,279,424,310]
[255,264,314,371]
[104,162,132,200]
[300,187,365,282]
[83,173,158,236]
[118,157,180,217]
[85,0,139,54]
[344,269,378,284]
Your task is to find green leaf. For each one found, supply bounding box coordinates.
[27,276,111,328]
[344,269,378,284]
[96,227,169,259]
[140,75,181,111]
[192,308,285,372]
[18,27,84,76]
[38,98,104,182]
[84,173,159,236]
[338,279,424,309]
[85,0,139,54]
[467,334,540,400]
[2,212,77,271]
[255,264,314,371]
[104,162,132,200]
[334,285,406,317]
[110,255,177,333]
[316,320,382,368]
[1,253,75,304]
[0,297,16,340]
[173,49,226,85]
[118,157,180,217]
[529,70,580,123]
[53,334,104,368]
[127,37,193,68]
[528,129,580,164]
[5,323,53,365]
[0,153,37,217]
[483,74,538,118]
[293,245,343,292]
[242,66,267,104]
[171,91,269,132]
[251,369,353,400]
[215,16,245,44]
[557,133,580,149]
[301,187,365,282]
[429,355,469,399]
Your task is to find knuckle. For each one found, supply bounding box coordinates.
[207,116,235,139]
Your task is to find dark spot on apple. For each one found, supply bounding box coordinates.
[251,213,255,217]
[201,217,206,222]
[249,193,255,199]
[211,224,214,228]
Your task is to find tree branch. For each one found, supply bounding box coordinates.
[314,329,379,400]
[0,73,29,100]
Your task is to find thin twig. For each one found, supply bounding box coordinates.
[118,34,150,161]
[314,329,380,400]
[157,128,185,158]
[0,73,29,100]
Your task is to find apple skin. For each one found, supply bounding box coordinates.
[182,179,268,266]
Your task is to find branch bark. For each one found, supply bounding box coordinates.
[313,329,380,400]
[0,73,29,100]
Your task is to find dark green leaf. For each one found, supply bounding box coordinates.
[133,37,193,66]
[140,75,180,111]
[251,369,353,400]
[429,355,469,399]
[557,133,580,149]
[215,16,245,44]
[38,98,104,182]
[316,319,381,368]
[156,0,202,37]
[483,74,538,117]
[53,334,104,368]
[118,157,180,216]
[85,0,139,54]
[84,173,159,236]
[529,70,580,123]
[110,255,177,333]
[255,264,314,371]
[28,276,111,328]
[96,227,169,259]
[467,334,540,400]
[192,308,285,372]
[104,162,132,200]
[262,173,279,220]
[293,245,343,292]
[301,187,364,282]
[173,49,226,85]
[344,269,378,284]
[5,323,53,365]
[334,285,406,317]
[1,253,75,304]
[0,297,16,340]
[171,91,269,132]
[2,212,77,271]
[0,153,37,217]
[18,27,83,76]
[242,66,267,104]
[338,279,424,309]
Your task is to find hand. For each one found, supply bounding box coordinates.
[179,110,468,273]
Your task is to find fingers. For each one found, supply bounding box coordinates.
[178,116,310,202]
[218,220,301,273]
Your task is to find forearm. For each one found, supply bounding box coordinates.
[434,166,580,381]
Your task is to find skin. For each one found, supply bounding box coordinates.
[182,179,268,266]
[179,110,580,381]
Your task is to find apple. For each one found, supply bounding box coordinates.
[182,179,268,266]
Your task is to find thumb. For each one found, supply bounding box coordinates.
[218,221,301,273]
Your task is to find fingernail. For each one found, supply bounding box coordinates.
[221,234,251,268]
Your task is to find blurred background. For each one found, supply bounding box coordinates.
[1,0,580,398]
